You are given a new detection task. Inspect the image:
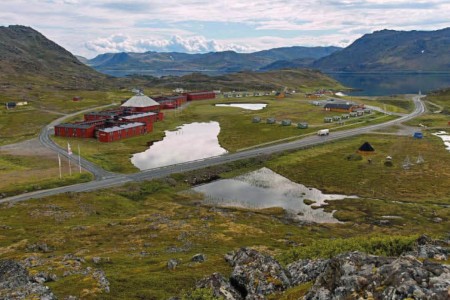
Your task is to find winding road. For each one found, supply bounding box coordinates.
[1,95,425,203]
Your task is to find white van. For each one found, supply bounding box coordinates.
[317,129,330,136]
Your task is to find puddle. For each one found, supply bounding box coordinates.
[432,131,450,151]
[192,167,358,223]
[131,122,227,170]
[215,103,267,110]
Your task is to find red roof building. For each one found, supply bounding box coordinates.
[121,95,161,112]
[97,122,148,143]
[184,91,216,101]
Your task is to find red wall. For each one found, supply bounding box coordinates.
[184,92,216,101]
[129,105,160,113]
[98,125,147,143]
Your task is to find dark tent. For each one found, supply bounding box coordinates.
[358,142,375,153]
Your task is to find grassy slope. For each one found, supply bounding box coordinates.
[138,69,346,93]
[0,133,448,299]
[0,153,93,197]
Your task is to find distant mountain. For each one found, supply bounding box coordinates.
[75,55,89,64]
[87,46,342,77]
[132,69,345,92]
[259,58,316,71]
[313,28,450,72]
[0,25,109,89]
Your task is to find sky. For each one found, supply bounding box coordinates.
[1,0,449,58]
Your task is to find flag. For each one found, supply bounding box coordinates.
[67,143,72,155]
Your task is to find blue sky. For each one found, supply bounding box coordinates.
[1,0,449,58]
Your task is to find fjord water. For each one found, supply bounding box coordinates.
[328,73,450,96]
[193,167,358,223]
[131,122,227,170]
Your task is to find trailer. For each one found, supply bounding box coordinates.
[317,129,330,136]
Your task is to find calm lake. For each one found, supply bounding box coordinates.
[131,122,227,170]
[328,72,450,96]
[193,167,358,223]
[215,103,267,110]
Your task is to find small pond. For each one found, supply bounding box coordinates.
[192,167,358,223]
[131,122,227,170]
[432,131,450,151]
[215,103,267,110]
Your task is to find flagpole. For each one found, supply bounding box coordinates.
[78,144,81,174]
[67,143,72,176]
[58,153,62,179]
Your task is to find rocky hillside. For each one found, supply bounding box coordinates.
[0,25,110,89]
[87,46,341,76]
[189,236,449,299]
[314,28,450,72]
[135,68,344,91]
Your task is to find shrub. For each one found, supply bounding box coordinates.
[279,235,418,264]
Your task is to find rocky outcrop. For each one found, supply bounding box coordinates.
[193,236,450,299]
[287,259,329,286]
[196,273,243,300]
[226,248,291,298]
[305,252,450,300]
[0,259,56,300]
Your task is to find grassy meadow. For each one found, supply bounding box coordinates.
[53,94,393,173]
[0,131,448,299]
[0,89,134,146]
[0,153,93,197]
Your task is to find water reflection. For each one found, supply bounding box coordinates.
[327,73,450,96]
[215,103,267,110]
[193,167,358,223]
[432,131,450,151]
[131,122,227,170]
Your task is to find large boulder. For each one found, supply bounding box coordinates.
[404,234,449,261]
[0,259,56,300]
[226,248,291,298]
[196,273,243,300]
[304,252,450,300]
[287,259,329,286]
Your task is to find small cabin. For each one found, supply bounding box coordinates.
[252,116,261,123]
[341,114,350,119]
[349,112,358,117]
[363,108,372,114]
[333,116,341,121]
[281,119,291,126]
[266,118,276,124]
[298,122,308,129]
[324,117,333,123]
[5,102,16,109]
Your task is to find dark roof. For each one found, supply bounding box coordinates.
[358,142,375,152]
[57,120,105,129]
[85,111,119,117]
[324,103,355,110]
[185,91,215,96]
[154,95,186,102]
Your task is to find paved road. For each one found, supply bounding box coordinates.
[1,95,425,203]
[39,104,118,180]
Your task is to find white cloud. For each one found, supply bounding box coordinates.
[0,0,449,57]
[85,34,255,53]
